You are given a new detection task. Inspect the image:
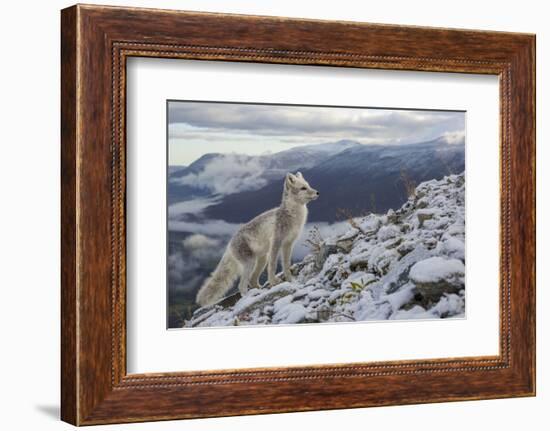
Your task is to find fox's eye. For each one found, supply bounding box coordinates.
[301,187,307,191]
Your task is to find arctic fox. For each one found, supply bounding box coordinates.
[196,172,319,307]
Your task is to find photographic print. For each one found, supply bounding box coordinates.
[167,101,466,328]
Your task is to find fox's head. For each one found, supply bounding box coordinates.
[284,172,319,205]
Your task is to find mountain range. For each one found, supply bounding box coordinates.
[168,136,465,223]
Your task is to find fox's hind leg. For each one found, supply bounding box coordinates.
[231,235,256,297]
[237,259,254,297]
[250,255,267,289]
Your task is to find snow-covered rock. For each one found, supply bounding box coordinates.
[410,256,465,284]
[185,173,466,327]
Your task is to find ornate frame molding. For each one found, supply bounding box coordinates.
[61,5,535,425]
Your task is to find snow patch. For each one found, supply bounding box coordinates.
[409,256,465,284]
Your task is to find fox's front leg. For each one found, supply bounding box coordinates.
[282,241,294,282]
[267,238,282,287]
[250,255,267,289]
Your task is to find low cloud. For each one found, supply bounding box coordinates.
[172,154,268,195]
[168,218,240,236]
[183,234,219,250]
[168,198,219,218]
[440,130,465,145]
[168,233,224,294]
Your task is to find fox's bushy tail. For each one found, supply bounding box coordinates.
[196,250,240,307]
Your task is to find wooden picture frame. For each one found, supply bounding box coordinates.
[61,4,536,425]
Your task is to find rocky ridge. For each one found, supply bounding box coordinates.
[186,172,466,327]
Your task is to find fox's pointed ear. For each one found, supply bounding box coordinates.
[286,173,296,184]
[296,171,303,178]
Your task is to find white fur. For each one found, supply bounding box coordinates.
[196,172,319,307]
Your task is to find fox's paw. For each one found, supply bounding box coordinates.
[267,275,282,288]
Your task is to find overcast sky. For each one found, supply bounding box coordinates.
[168,101,465,166]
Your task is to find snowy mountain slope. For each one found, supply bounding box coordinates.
[203,139,464,223]
[185,172,466,327]
[168,137,465,213]
[168,139,361,201]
